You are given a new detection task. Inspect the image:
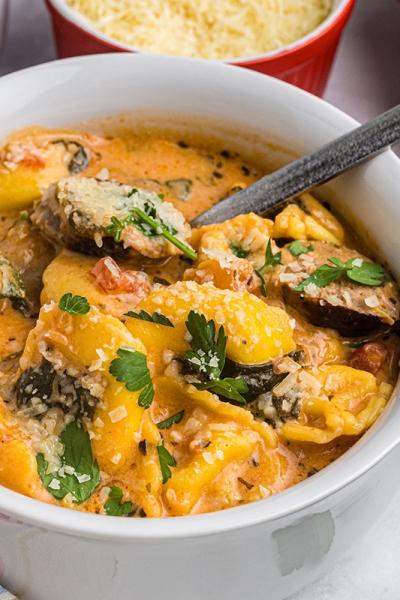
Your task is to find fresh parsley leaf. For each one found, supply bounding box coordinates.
[294,257,385,292]
[261,238,282,268]
[185,311,226,380]
[255,269,267,297]
[194,377,248,404]
[58,293,90,315]
[133,207,197,260]
[184,311,248,404]
[228,242,250,259]
[157,410,185,429]
[294,260,344,291]
[346,258,385,286]
[104,216,125,242]
[37,420,100,504]
[125,309,174,327]
[288,241,315,257]
[104,486,133,516]
[254,239,282,298]
[104,194,197,260]
[157,440,176,484]
[109,347,154,408]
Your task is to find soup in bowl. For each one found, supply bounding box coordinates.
[0,54,399,600]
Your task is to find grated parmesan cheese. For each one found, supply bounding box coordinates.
[66,0,333,60]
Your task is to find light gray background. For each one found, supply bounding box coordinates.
[1,1,400,598]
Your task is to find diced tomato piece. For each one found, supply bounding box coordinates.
[349,342,388,376]
[90,257,151,296]
[20,154,45,169]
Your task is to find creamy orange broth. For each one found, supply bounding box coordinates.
[0,128,398,518]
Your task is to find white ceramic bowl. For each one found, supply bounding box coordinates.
[0,54,400,600]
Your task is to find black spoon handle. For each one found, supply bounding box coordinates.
[191,103,400,227]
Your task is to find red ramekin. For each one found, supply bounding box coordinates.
[44,0,356,98]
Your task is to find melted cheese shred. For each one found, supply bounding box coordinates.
[66,0,333,60]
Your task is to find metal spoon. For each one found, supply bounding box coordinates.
[191,103,400,228]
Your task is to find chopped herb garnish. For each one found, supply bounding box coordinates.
[255,239,282,297]
[261,238,283,268]
[104,194,197,260]
[104,486,133,516]
[125,309,174,327]
[58,293,90,315]
[157,410,184,430]
[109,347,154,408]
[288,241,315,257]
[194,377,248,403]
[228,242,250,259]
[104,215,128,243]
[19,210,31,223]
[185,311,248,404]
[157,440,176,484]
[133,207,197,260]
[255,270,267,297]
[294,257,385,292]
[348,341,366,348]
[37,420,100,504]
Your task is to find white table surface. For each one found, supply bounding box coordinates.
[1,1,400,599]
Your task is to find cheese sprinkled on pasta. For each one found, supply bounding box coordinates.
[66,0,333,60]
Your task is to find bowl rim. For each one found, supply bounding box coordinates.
[45,0,356,64]
[0,54,400,542]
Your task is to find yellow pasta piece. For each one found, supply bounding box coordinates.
[41,250,143,320]
[0,438,42,497]
[135,281,295,364]
[273,199,343,246]
[152,377,284,513]
[164,430,255,515]
[0,157,68,211]
[20,302,147,474]
[125,319,187,376]
[281,365,392,443]
[300,193,344,244]
[154,376,278,448]
[191,213,274,256]
[134,413,163,517]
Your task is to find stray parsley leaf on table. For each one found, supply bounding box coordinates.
[185,310,248,404]
[37,420,100,504]
[294,257,385,292]
[109,346,154,408]
[255,238,282,297]
[58,293,90,315]
[288,241,315,257]
[104,486,133,516]
[157,440,176,484]
[125,309,174,327]
[157,410,185,430]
